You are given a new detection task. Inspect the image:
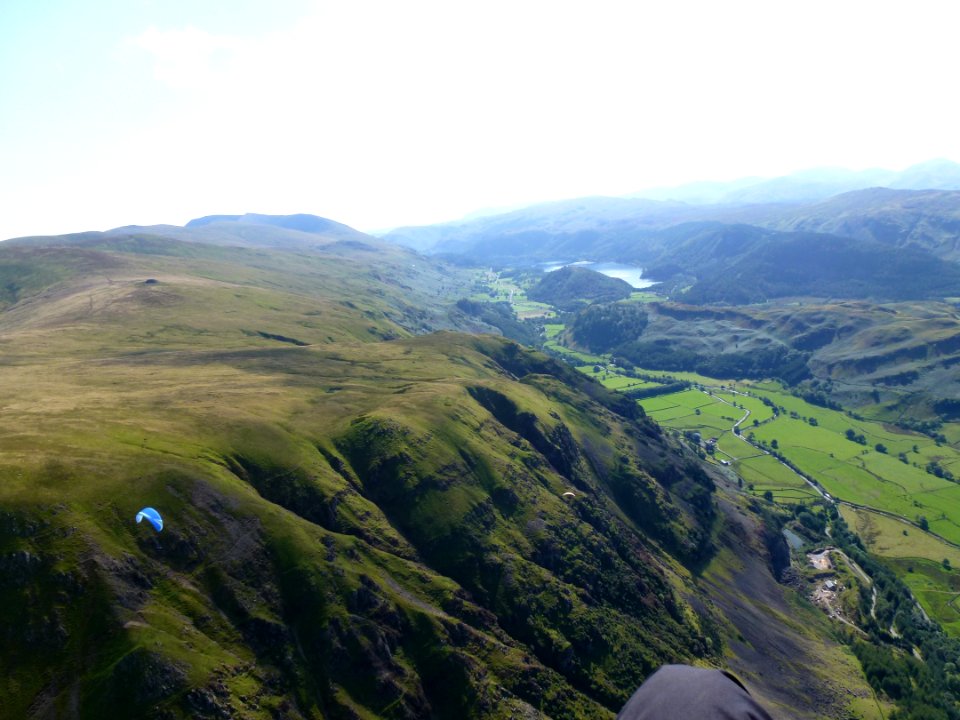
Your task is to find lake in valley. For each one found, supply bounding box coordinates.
[543,261,657,289]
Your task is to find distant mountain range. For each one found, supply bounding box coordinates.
[759,187,960,259]
[380,159,960,260]
[8,213,375,253]
[185,212,363,237]
[9,158,960,309]
[631,158,960,205]
[376,161,960,305]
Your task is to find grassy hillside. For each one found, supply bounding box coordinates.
[0,230,884,719]
[0,232,467,350]
[0,332,699,718]
[671,231,960,304]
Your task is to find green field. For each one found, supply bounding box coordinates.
[841,506,960,565]
[641,389,739,434]
[726,392,777,424]
[624,291,663,303]
[734,454,821,502]
[512,299,555,319]
[640,388,718,413]
[647,369,745,386]
[716,432,758,460]
[574,368,660,392]
[543,340,605,365]
[471,271,556,319]
[544,322,564,339]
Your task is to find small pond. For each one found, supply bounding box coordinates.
[783,527,805,551]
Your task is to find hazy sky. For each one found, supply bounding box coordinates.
[2,0,959,239]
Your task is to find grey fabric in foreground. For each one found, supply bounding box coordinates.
[616,665,775,720]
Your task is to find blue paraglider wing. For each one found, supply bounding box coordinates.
[136,507,163,532]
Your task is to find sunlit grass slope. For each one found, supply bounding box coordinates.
[0,230,881,719]
[1,329,723,717]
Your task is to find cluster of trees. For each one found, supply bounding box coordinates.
[799,388,842,410]
[568,303,648,352]
[611,341,811,385]
[853,642,948,716]
[896,416,948,444]
[934,399,960,421]
[845,428,868,445]
[792,503,827,534]
[625,381,690,401]
[455,299,540,345]
[926,460,956,482]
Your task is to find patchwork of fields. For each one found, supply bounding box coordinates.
[569,365,960,532]
[613,365,960,633]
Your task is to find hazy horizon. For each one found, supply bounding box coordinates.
[4,156,957,240]
[3,1,960,239]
